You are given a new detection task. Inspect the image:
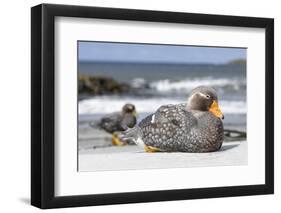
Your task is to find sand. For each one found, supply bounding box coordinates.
[78,140,247,172]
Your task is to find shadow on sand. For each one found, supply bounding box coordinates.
[219,143,240,152]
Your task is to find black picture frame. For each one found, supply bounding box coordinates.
[31,3,274,209]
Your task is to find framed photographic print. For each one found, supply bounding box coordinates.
[31,3,274,209]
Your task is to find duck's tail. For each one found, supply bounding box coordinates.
[119,126,145,148]
[119,126,140,141]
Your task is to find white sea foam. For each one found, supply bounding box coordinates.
[79,96,246,115]
[150,78,245,92]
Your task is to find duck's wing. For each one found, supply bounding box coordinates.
[138,104,197,149]
[138,104,177,127]
[138,113,155,128]
[153,104,196,127]
[99,112,123,133]
[121,114,137,129]
[139,104,197,135]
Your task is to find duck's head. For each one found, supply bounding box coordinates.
[122,103,137,116]
[187,86,224,119]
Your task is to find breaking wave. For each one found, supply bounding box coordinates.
[149,77,245,93]
[79,96,246,115]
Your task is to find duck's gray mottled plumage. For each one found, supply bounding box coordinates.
[120,86,224,153]
[98,104,137,134]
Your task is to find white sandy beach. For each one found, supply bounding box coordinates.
[78,139,247,172]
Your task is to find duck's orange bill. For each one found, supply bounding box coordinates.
[209,100,224,119]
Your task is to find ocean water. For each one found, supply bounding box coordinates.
[79,62,246,131]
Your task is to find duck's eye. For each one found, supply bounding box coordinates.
[205,95,211,99]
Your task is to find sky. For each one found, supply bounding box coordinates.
[78,41,246,64]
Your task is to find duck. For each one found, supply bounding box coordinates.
[120,86,224,152]
[93,103,137,146]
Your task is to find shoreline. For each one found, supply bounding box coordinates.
[78,141,247,172]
